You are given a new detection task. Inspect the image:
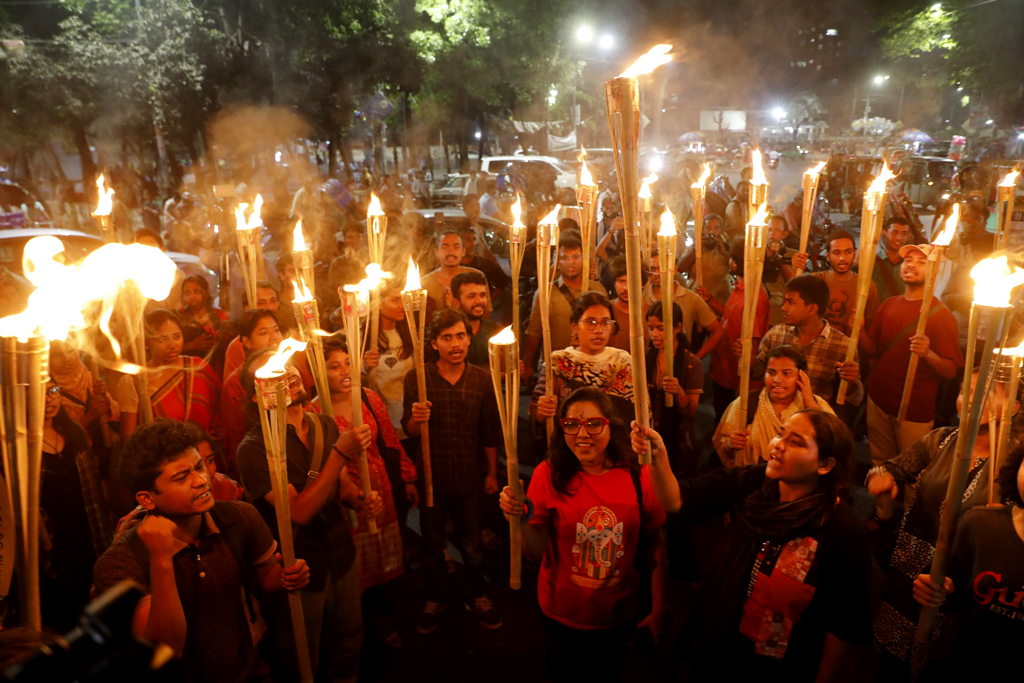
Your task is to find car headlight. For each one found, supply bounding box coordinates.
[941,193,951,200]
[648,157,664,172]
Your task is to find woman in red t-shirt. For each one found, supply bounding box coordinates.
[499,387,667,682]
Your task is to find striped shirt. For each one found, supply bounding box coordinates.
[753,321,864,406]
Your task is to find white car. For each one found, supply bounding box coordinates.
[479,155,578,191]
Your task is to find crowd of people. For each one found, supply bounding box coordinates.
[4,158,1022,683]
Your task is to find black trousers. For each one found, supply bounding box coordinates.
[543,615,635,682]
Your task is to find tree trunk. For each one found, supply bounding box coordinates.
[72,119,97,199]
[340,136,355,181]
[328,128,339,176]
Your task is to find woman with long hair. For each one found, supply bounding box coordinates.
[312,336,417,648]
[48,340,117,448]
[500,387,667,682]
[116,309,222,441]
[40,380,112,627]
[177,274,228,358]
[632,409,872,680]
[362,284,416,444]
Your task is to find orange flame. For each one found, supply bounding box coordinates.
[367,193,384,216]
[511,196,524,228]
[658,209,676,236]
[402,258,422,292]
[691,163,711,190]
[292,220,308,252]
[751,150,768,186]
[579,159,595,187]
[620,44,673,78]
[933,203,959,247]
[748,202,770,228]
[638,173,658,198]
[971,255,1024,307]
[539,205,561,226]
[804,161,826,177]
[254,338,308,379]
[999,169,1020,188]
[995,342,1024,357]
[93,174,114,217]
[235,194,264,232]
[867,165,895,196]
[489,325,516,346]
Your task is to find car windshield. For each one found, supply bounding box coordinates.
[445,177,467,188]
[928,161,954,179]
[550,160,575,174]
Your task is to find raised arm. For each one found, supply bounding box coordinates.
[629,423,682,513]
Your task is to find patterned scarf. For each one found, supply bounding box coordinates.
[50,355,94,425]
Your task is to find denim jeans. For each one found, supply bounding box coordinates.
[419,491,485,601]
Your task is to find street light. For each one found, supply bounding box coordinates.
[874,75,889,85]
[772,107,786,121]
[598,34,614,50]
[577,26,594,43]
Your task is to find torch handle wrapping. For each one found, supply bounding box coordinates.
[897,256,940,422]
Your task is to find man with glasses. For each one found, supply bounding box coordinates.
[523,234,604,386]
[532,292,635,429]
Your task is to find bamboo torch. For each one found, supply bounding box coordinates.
[92,174,117,243]
[794,161,826,277]
[292,220,317,299]
[235,196,264,307]
[690,163,711,289]
[576,156,598,285]
[341,269,383,534]
[291,264,333,421]
[366,194,388,352]
[748,151,770,226]
[916,255,1024,643]
[897,204,959,421]
[253,339,314,683]
[991,344,1023,504]
[994,169,1019,252]
[837,165,895,405]
[488,326,522,589]
[605,44,673,465]
[509,197,527,344]
[401,258,434,508]
[736,204,770,466]
[537,205,561,441]
[638,173,658,266]
[657,208,677,408]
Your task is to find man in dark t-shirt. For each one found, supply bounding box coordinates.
[93,419,309,683]
[236,349,381,682]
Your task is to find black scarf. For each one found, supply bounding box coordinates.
[733,478,835,542]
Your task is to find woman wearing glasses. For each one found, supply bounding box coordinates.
[532,292,635,431]
[501,387,666,682]
[631,410,872,680]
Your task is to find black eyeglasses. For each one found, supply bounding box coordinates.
[560,416,609,435]
[47,385,62,396]
[580,318,614,331]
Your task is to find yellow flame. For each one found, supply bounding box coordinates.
[933,203,959,247]
[804,161,826,177]
[292,220,307,252]
[999,169,1020,188]
[235,195,264,232]
[971,255,1024,307]
[511,196,524,227]
[539,205,561,226]
[93,174,114,217]
[691,163,711,190]
[343,263,389,295]
[234,202,249,231]
[577,146,588,163]
[403,257,421,292]
[638,173,658,199]
[489,325,516,346]
[0,237,176,344]
[579,160,595,187]
[751,150,768,186]
[995,342,1024,358]
[658,209,676,236]
[867,164,895,196]
[747,203,770,228]
[620,44,673,77]
[367,193,384,216]
[254,338,308,379]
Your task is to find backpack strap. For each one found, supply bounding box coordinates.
[305,412,326,480]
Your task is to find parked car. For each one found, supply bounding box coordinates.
[896,156,956,209]
[431,174,470,207]
[0,181,53,229]
[0,228,219,298]
[479,155,577,191]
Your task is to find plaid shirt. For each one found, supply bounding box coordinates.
[402,362,499,497]
[754,321,864,406]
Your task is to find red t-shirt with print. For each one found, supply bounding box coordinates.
[528,460,666,630]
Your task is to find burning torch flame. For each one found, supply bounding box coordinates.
[867,165,896,196]
[933,203,959,247]
[971,255,1024,307]
[579,159,595,187]
[511,196,524,228]
[539,205,561,226]
[235,195,264,232]
[658,208,677,237]
[995,342,1024,358]
[751,150,768,187]
[638,174,658,199]
[367,193,384,216]
[292,220,308,252]
[255,338,308,379]
[748,202,770,227]
[344,263,389,295]
[805,161,827,177]
[93,174,114,217]
[620,44,673,78]
[999,169,1020,188]
[403,258,421,292]
[692,163,711,190]
[490,325,516,346]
